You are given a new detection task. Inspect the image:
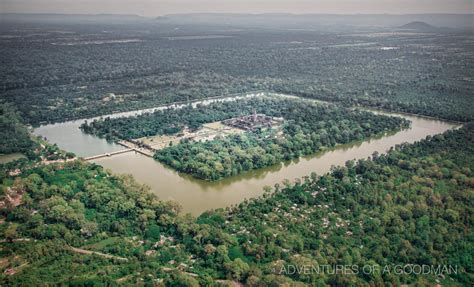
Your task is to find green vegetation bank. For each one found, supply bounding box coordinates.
[1,121,472,286]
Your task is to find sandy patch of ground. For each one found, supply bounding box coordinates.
[137,121,245,151]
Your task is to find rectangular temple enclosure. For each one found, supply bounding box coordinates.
[221,110,284,131]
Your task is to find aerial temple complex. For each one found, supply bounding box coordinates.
[221,110,283,131]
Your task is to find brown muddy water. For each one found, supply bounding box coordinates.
[34,94,459,215]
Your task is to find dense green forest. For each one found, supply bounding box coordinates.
[81,97,409,180]
[80,96,281,141]
[1,122,472,286]
[1,22,472,125]
[0,103,34,154]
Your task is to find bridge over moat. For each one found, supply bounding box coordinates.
[83,146,154,161]
[83,149,134,161]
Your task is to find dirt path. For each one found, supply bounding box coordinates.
[0,238,32,243]
[0,239,128,262]
[68,246,128,261]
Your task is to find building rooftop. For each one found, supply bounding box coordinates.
[222,111,283,131]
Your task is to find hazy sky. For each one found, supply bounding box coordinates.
[2,0,473,17]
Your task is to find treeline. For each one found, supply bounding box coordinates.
[276,85,472,123]
[81,96,277,141]
[1,122,472,286]
[0,103,34,154]
[154,98,409,180]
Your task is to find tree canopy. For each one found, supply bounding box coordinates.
[0,103,34,154]
[1,122,472,286]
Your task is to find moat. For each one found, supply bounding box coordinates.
[33,93,459,215]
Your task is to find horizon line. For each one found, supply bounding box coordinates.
[2,12,474,18]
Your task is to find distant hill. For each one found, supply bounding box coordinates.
[399,21,437,31]
[157,13,473,30]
